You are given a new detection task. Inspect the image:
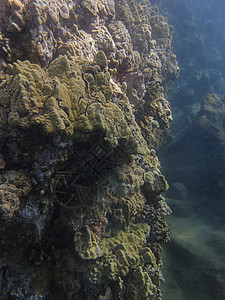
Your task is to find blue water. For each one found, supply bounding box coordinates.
[152,0,225,299]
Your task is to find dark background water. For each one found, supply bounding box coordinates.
[153,0,225,223]
[150,0,225,299]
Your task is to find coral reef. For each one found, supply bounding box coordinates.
[0,0,178,299]
[0,0,179,147]
[99,224,154,279]
[1,54,148,154]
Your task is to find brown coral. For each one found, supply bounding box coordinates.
[0,183,20,220]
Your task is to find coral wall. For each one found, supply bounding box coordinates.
[0,0,179,299]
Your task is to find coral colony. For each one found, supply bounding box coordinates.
[0,0,179,299]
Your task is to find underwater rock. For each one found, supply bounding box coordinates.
[0,0,178,298]
[196,93,225,142]
[167,182,189,200]
[160,93,225,225]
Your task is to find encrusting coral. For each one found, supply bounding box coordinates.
[0,0,178,299]
[99,224,155,280]
[1,53,149,155]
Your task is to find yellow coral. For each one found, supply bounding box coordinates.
[1,54,149,155]
[99,223,157,281]
[126,265,157,300]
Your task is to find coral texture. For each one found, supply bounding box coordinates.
[0,0,177,299]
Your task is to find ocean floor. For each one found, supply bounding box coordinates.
[161,197,225,300]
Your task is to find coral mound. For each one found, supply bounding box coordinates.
[0,0,178,299]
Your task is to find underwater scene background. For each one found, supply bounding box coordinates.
[0,0,224,299]
[153,0,225,299]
